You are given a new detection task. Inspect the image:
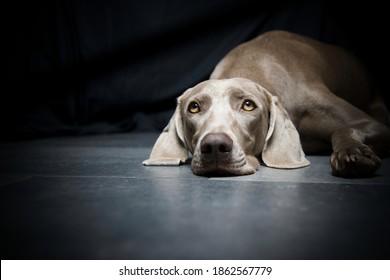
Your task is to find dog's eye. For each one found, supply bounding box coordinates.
[242,100,257,111]
[188,101,201,113]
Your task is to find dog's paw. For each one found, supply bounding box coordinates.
[330,145,381,177]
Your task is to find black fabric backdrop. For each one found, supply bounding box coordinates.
[4,0,389,139]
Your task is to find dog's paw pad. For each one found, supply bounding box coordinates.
[330,145,381,177]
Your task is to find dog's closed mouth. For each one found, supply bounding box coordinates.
[192,157,252,177]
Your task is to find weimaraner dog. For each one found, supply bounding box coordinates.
[143,30,390,177]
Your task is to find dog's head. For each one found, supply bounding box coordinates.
[143,78,309,176]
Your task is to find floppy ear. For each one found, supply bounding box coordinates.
[261,92,310,169]
[142,103,189,166]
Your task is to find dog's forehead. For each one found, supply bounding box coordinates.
[187,78,261,98]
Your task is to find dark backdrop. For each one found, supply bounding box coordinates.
[4,0,389,139]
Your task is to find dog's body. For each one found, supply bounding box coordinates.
[143,30,390,177]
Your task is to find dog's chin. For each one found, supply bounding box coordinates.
[191,156,260,177]
[193,166,256,177]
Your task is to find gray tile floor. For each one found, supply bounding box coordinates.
[1,133,389,259]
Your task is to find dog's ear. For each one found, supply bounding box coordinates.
[261,91,310,169]
[143,99,189,166]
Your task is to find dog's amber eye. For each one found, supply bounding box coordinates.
[242,100,257,111]
[188,101,201,113]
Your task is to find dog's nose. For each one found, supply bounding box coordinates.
[200,133,233,156]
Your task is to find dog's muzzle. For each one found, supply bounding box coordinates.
[191,132,252,176]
